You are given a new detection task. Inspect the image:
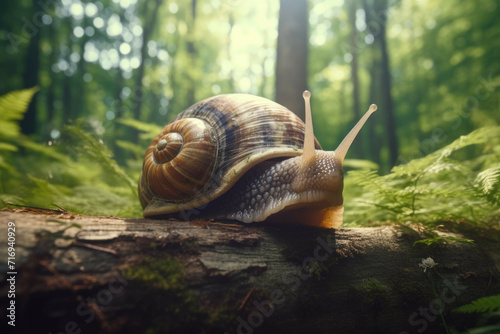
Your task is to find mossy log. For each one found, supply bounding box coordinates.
[0,209,499,334]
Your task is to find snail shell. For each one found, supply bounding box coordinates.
[139,94,320,216]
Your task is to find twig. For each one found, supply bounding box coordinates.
[5,202,65,214]
[238,288,254,311]
[209,222,243,230]
[73,241,118,255]
[52,203,73,214]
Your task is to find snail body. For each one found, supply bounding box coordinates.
[139,92,376,228]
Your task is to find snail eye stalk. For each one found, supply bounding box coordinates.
[334,104,377,163]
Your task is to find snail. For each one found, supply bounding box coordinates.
[139,91,376,228]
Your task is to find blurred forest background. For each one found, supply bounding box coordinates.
[0,0,499,231]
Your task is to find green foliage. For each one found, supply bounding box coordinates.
[455,294,500,314]
[117,118,164,141]
[454,294,500,334]
[413,236,474,246]
[126,257,186,290]
[0,89,142,217]
[475,166,500,205]
[0,87,39,141]
[351,278,390,307]
[63,124,137,193]
[344,126,500,229]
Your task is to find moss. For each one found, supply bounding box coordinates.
[207,306,237,331]
[147,235,200,254]
[351,278,390,307]
[125,257,199,333]
[308,261,329,280]
[126,256,185,290]
[125,256,235,333]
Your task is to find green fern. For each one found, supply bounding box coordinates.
[475,166,500,205]
[117,118,164,141]
[115,139,145,160]
[0,87,39,120]
[414,236,474,246]
[344,126,500,228]
[0,87,39,144]
[455,294,500,314]
[63,125,137,195]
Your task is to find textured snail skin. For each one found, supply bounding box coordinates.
[204,150,344,228]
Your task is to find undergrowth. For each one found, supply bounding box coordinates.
[343,124,500,235]
[0,88,142,217]
[454,294,500,334]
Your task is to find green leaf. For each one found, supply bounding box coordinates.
[115,139,144,160]
[63,125,137,195]
[0,142,18,152]
[455,294,500,314]
[19,140,67,161]
[117,118,164,140]
[414,236,475,246]
[343,159,379,170]
[475,166,500,205]
[0,86,39,122]
[0,87,39,142]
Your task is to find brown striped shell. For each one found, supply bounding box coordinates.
[139,94,321,218]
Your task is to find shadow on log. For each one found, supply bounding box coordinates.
[0,209,499,333]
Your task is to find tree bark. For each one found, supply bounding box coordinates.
[364,0,399,168]
[275,0,308,121]
[46,20,57,127]
[20,0,41,135]
[186,0,198,107]
[376,0,399,167]
[132,0,163,142]
[347,0,363,159]
[1,210,498,334]
[62,18,73,123]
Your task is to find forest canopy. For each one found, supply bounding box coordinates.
[0,0,499,231]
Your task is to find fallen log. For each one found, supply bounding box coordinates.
[0,209,499,334]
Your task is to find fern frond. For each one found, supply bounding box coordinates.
[63,125,137,194]
[343,159,379,170]
[414,236,474,246]
[0,87,39,141]
[476,166,500,195]
[0,86,39,121]
[391,127,500,178]
[455,294,500,314]
[439,127,500,159]
[115,140,144,160]
[117,118,164,140]
[424,160,469,176]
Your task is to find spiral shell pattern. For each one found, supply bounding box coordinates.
[139,118,217,208]
[139,94,321,217]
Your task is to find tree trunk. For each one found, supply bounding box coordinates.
[376,0,399,167]
[1,210,498,334]
[20,0,41,135]
[73,18,89,121]
[364,0,399,168]
[366,59,381,164]
[62,18,73,123]
[275,0,308,120]
[186,0,198,106]
[347,0,363,159]
[46,20,57,127]
[132,0,163,142]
